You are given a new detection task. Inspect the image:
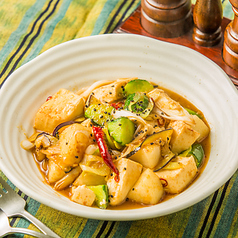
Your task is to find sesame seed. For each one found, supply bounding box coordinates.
[75,156,78,158]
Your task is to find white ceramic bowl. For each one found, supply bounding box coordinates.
[0,34,238,221]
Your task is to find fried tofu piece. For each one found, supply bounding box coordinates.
[155,156,198,194]
[127,169,164,205]
[59,124,91,168]
[48,160,65,184]
[34,89,84,133]
[92,78,132,103]
[169,120,200,154]
[71,185,96,206]
[190,115,210,142]
[130,144,161,169]
[107,158,142,206]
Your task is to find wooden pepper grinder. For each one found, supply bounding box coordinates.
[223,0,238,70]
[141,0,193,38]
[193,0,223,46]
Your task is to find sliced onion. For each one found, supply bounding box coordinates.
[149,88,194,125]
[52,121,81,137]
[153,106,194,124]
[79,80,112,100]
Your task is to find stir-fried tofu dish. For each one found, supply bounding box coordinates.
[21,78,210,209]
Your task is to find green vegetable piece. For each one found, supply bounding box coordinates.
[124,93,148,111]
[88,185,109,209]
[124,79,154,95]
[107,117,135,146]
[179,144,204,167]
[103,127,117,150]
[185,108,203,119]
[190,144,204,167]
[124,93,153,118]
[92,148,100,156]
[179,146,192,157]
[103,127,124,150]
[85,104,114,126]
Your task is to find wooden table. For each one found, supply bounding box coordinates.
[115,6,238,89]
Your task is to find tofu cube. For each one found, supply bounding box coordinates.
[107,158,142,206]
[130,144,161,169]
[34,89,84,133]
[190,115,210,142]
[169,121,200,154]
[127,168,164,205]
[92,78,131,103]
[155,156,198,194]
[71,185,96,206]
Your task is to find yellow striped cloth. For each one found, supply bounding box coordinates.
[0,1,237,238]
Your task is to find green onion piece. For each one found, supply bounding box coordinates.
[185,108,202,119]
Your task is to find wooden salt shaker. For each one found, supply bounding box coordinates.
[141,0,193,38]
[223,0,238,70]
[193,0,223,46]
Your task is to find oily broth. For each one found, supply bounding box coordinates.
[33,84,211,210]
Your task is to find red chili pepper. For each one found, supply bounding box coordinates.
[92,126,119,182]
[110,102,124,110]
[46,96,52,101]
[160,178,168,187]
